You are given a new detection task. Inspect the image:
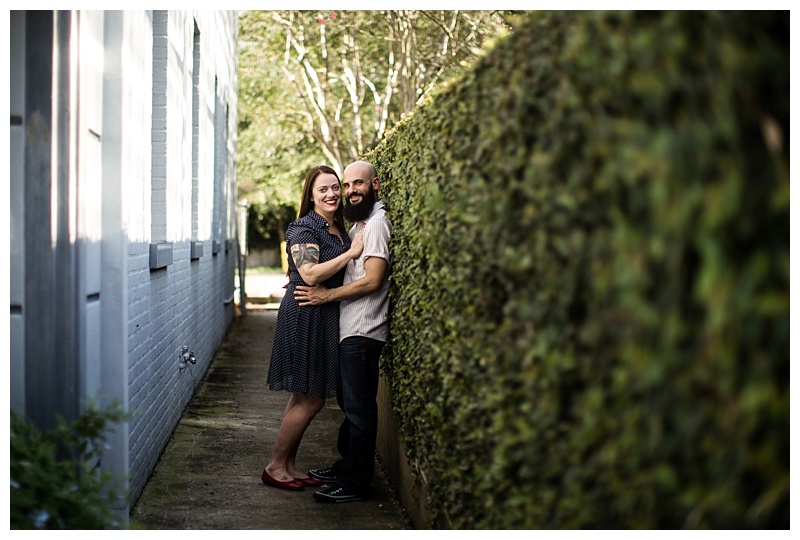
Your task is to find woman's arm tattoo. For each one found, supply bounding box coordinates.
[291,243,320,268]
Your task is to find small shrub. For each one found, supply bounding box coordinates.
[10,403,129,529]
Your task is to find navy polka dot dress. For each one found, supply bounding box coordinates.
[267,211,351,399]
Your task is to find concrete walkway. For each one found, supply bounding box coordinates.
[129,291,412,529]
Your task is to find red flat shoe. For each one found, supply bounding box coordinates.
[261,469,304,491]
[294,476,324,487]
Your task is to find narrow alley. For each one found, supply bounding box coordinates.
[129,299,411,529]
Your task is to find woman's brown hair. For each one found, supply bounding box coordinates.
[297,165,346,233]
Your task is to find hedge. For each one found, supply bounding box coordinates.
[366,11,788,529]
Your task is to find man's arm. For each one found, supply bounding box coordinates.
[294,257,388,306]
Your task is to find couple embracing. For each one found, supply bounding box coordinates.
[261,160,392,503]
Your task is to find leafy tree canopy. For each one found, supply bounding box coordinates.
[237,10,515,245]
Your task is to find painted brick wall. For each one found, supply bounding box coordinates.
[122,10,238,502]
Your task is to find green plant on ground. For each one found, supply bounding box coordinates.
[10,403,130,529]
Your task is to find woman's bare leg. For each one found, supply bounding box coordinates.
[265,392,324,481]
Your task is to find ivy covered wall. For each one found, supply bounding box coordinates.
[367,11,788,529]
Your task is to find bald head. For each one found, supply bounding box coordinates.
[343,160,377,181]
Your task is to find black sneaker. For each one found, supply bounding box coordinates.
[313,483,364,503]
[308,467,337,482]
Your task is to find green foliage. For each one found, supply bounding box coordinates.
[368,11,788,529]
[237,10,326,243]
[10,404,130,529]
[247,202,296,249]
[237,10,512,245]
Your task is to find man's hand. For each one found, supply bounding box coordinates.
[294,284,331,306]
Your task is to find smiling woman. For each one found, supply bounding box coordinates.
[289,167,363,286]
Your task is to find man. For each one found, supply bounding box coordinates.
[294,160,392,503]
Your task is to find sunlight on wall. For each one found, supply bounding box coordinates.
[120,12,153,244]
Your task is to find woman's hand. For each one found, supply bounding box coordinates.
[348,231,364,260]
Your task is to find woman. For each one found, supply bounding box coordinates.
[262,165,363,491]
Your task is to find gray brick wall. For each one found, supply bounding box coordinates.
[8,9,239,518]
[128,242,235,495]
[124,10,238,503]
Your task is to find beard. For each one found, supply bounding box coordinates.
[343,185,377,223]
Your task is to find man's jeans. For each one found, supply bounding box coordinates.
[332,336,384,493]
